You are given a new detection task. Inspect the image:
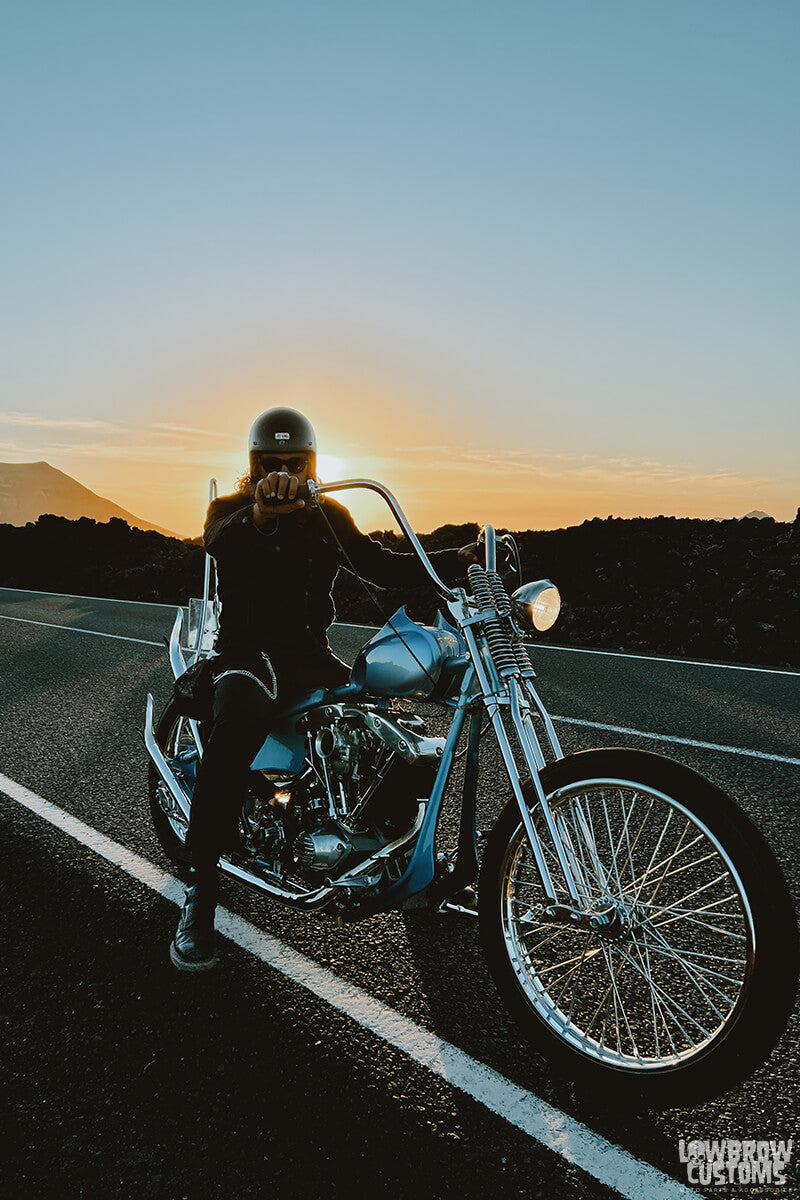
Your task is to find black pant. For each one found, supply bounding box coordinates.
[187,649,350,869]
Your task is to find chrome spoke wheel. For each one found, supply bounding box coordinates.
[159,714,196,843]
[500,778,754,1072]
[149,698,197,865]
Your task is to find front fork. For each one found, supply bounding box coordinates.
[459,623,584,909]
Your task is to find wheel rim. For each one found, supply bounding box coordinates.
[500,778,756,1071]
[157,713,196,843]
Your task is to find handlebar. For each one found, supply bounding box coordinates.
[477,527,521,578]
[263,477,518,598]
[306,478,458,601]
[479,525,497,572]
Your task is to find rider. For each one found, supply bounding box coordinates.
[171,407,480,970]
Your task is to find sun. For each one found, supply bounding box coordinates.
[313,453,389,528]
[315,453,350,483]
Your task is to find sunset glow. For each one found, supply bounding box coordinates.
[1,5,797,538]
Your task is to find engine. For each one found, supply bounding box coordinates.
[242,704,444,883]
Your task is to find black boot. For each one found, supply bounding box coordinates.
[170,868,219,971]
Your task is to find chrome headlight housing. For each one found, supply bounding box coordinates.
[510,580,561,633]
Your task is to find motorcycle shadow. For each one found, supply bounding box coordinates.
[398,907,593,1117]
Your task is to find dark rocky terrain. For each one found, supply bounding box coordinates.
[1,509,798,669]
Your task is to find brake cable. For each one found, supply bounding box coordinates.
[311,496,443,695]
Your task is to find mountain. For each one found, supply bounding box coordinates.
[0,461,178,537]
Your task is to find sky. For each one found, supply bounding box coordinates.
[2,1,797,537]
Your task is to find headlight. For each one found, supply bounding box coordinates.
[511,580,561,633]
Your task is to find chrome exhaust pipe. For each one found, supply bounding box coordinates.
[219,856,336,909]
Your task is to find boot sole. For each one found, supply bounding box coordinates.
[170,940,219,972]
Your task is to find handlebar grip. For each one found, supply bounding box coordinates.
[259,480,312,505]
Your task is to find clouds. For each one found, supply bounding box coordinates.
[0,410,232,465]
[0,408,788,535]
[322,439,785,533]
[0,411,117,431]
[380,442,772,492]
[153,422,227,439]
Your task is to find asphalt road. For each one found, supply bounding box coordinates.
[1,587,799,1200]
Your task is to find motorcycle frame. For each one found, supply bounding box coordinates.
[145,476,581,916]
[305,480,577,915]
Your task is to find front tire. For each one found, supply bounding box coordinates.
[479,748,798,1106]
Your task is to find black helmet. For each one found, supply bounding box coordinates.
[248,407,317,474]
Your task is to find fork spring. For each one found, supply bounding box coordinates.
[467,564,518,674]
[486,569,536,677]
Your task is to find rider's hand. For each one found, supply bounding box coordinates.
[253,472,306,524]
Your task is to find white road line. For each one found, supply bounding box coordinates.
[0,585,180,609]
[4,593,798,677]
[551,715,800,767]
[0,612,164,647]
[334,622,800,678]
[0,770,698,1200]
[533,644,800,678]
[1,611,796,767]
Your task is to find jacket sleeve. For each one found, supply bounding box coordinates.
[203,496,261,558]
[323,499,463,588]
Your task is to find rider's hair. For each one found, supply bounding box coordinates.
[234,469,257,496]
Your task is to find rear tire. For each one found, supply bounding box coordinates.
[479,748,799,1106]
[148,697,195,867]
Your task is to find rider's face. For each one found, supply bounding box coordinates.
[254,452,312,483]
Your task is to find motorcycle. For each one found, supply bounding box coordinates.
[144,476,799,1106]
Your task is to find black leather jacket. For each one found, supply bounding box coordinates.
[205,492,462,658]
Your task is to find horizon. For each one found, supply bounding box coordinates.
[2,4,798,536]
[0,457,790,540]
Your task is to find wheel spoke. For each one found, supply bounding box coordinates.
[535,942,604,985]
[570,800,613,899]
[648,874,740,917]
[634,938,745,970]
[612,942,712,1041]
[602,943,642,1059]
[565,930,595,1024]
[636,817,694,908]
[635,832,706,885]
[627,929,673,1059]
[601,791,625,896]
[617,794,657,893]
[611,788,640,890]
[637,935,740,1003]
[550,932,596,1007]
[636,848,721,889]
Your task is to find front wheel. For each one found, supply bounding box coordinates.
[479,748,798,1106]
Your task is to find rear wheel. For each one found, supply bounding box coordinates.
[479,748,798,1105]
[148,697,195,867]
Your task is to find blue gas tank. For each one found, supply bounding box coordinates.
[350,608,465,698]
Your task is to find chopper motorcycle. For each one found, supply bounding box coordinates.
[144,476,798,1106]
